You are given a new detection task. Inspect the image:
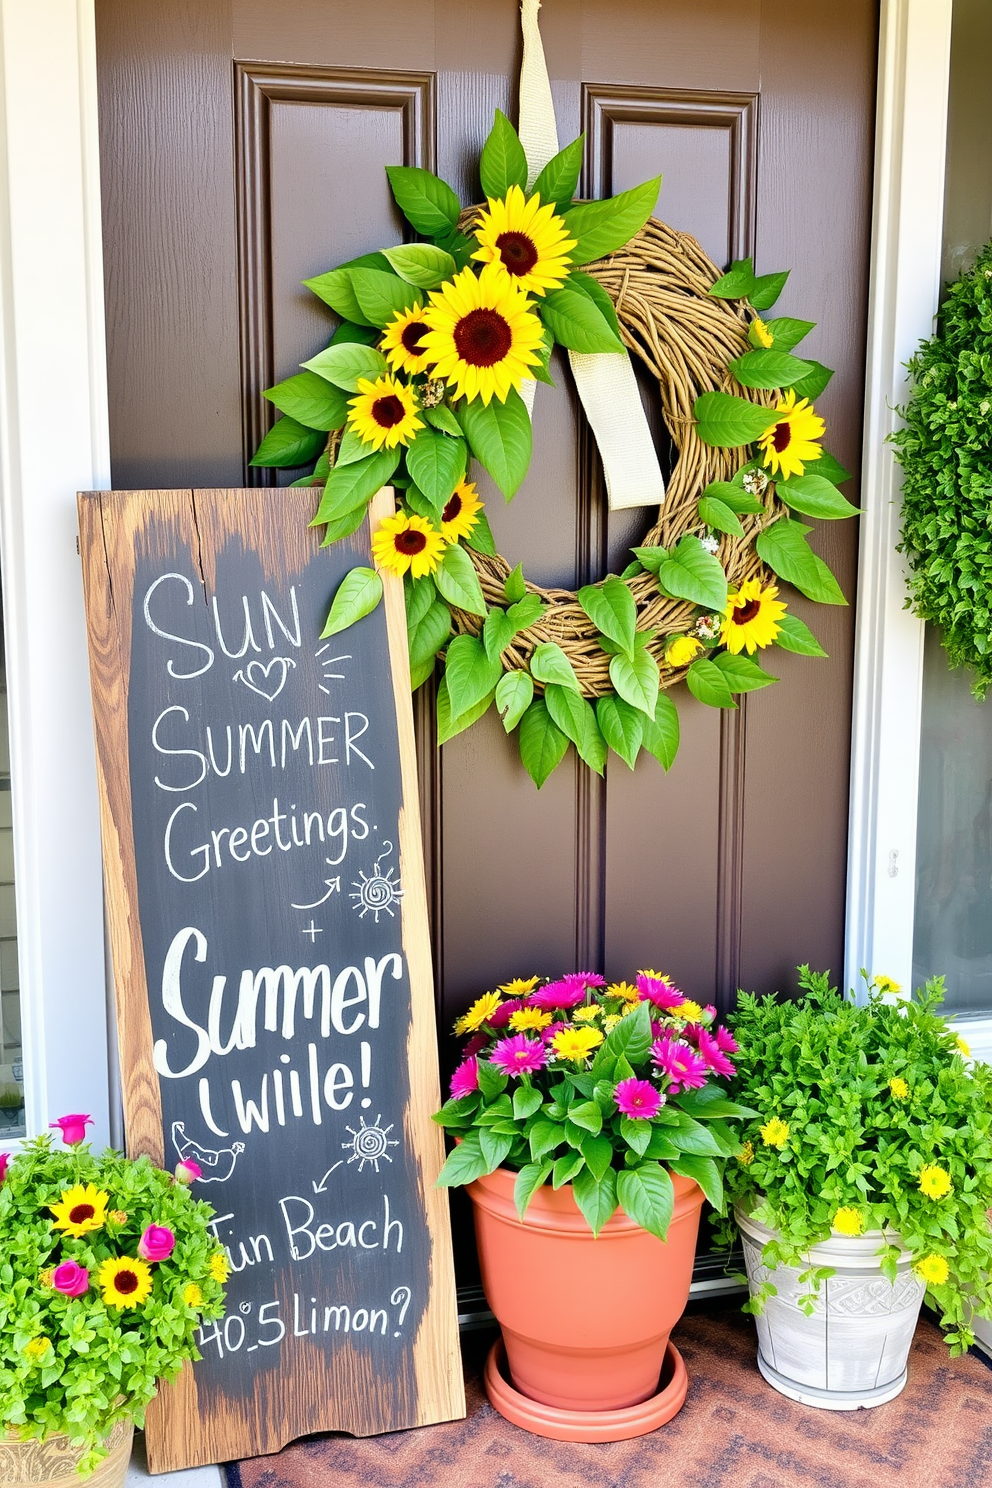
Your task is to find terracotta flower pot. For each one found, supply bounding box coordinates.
[467,1166,704,1413]
[0,1420,133,1488]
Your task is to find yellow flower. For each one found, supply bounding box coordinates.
[956,1036,971,1057]
[50,1183,109,1238]
[889,1077,910,1100]
[182,1283,203,1308]
[915,1253,949,1286]
[756,389,826,480]
[380,303,433,376]
[670,1000,703,1023]
[665,634,703,668]
[638,968,671,981]
[760,1117,789,1149]
[439,478,483,544]
[421,262,544,405]
[620,1002,637,1017]
[472,184,577,297]
[832,1207,864,1236]
[38,1270,54,1289]
[24,1337,51,1362]
[109,1210,128,1225]
[551,1026,605,1063]
[873,975,902,995]
[737,1140,754,1166]
[454,991,503,1035]
[607,982,640,1003]
[347,374,423,451]
[918,1164,952,1200]
[509,1007,552,1032]
[750,316,774,349]
[499,976,540,996]
[721,578,787,655]
[572,1004,601,1024]
[209,1252,231,1284]
[97,1256,153,1309]
[371,511,445,580]
[602,1015,621,1031]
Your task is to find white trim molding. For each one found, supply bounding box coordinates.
[845,0,953,1000]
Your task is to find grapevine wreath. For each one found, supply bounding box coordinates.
[252,110,859,786]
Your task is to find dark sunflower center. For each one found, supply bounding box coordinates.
[372,394,407,428]
[69,1204,95,1224]
[400,321,429,355]
[453,308,513,367]
[772,419,793,452]
[395,530,428,556]
[734,599,762,624]
[441,493,462,523]
[495,231,539,276]
[114,1269,138,1295]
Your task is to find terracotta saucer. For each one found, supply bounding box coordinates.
[483,1339,688,1442]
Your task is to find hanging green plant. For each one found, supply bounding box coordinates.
[892,240,992,696]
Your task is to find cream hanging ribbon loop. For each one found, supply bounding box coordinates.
[516,0,666,512]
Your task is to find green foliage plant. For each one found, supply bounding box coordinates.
[714,966,992,1353]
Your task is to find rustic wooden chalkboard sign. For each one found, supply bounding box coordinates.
[78,486,464,1472]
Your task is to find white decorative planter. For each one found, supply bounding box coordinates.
[736,1205,926,1410]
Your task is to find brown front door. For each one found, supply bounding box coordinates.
[96,0,876,1271]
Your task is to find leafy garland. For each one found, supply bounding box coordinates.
[892,240,992,696]
[252,110,859,786]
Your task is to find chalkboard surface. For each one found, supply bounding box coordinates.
[78,487,464,1472]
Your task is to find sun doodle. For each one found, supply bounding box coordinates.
[342,1115,399,1173]
[349,841,404,922]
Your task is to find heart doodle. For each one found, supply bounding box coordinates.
[233,657,297,702]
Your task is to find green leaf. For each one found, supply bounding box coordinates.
[577,574,637,654]
[749,269,790,311]
[685,658,737,709]
[673,1087,757,1120]
[386,165,461,236]
[540,286,624,354]
[466,508,497,557]
[708,257,756,299]
[620,1116,652,1157]
[640,691,680,771]
[529,1119,566,1163]
[531,641,581,692]
[609,645,660,717]
[434,226,476,270]
[778,473,859,520]
[406,427,467,507]
[381,242,456,289]
[531,136,584,210]
[756,520,847,605]
[700,480,763,516]
[552,1151,586,1189]
[514,1161,552,1218]
[334,427,374,467]
[405,573,436,627]
[311,447,400,525]
[656,535,728,611]
[812,450,852,485]
[444,634,503,717]
[456,389,532,499]
[250,416,326,469]
[349,268,422,329]
[435,542,488,616]
[479,1127,515,1172]
[729,349,814,390]
[571,1165,618,1236]
[712,652,777,693]
[693,390,775,448]
[436,1130,489,1187]
[304,268,371,324]
[479,109,529,198]
[320,566,383,639]
[568,1100,603,1135]
[629,545,667,574]
[513,1084,543,1120]
[303,341,388,391]
[495,669,534,732]
[568,271,622,340]
[664,1111,723,1155]
[408,598,451,670]
[504,563,527,603]
[330,320,382,347]
[774,612,828,657]
[544,685,607,774]
[423,403,463,437]
[579,1133,613,1182]
[617,1164,675,1240]
[596,695,643,767]
[507,593,547,633]
[670,1153,724,1213]
[263,371,349,432]
[762,317,816,352]
[791,360,833,400]
[519,696,570,786]
[320,504,369,545]
[565,176,661,264]
[436,676,494,744]
[483,606,514,663]
[697,496,744,538]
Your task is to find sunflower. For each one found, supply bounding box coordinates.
[380,304,433,376]
[347,374,423,451]
[472,184,577,297]
[371,512,445,580]
[750,316,774,349]
[440,478,483,544]
[97,1255,153,1309]
[721,578,786,655]
[756,389,826,479]
[50,1183,109,1238]
[420,262,544,405]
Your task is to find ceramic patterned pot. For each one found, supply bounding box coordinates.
[0,1421,133,1488]
[737,1205,926,1410]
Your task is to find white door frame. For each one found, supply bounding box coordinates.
[0,0,955,1155]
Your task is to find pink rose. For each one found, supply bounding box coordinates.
[49,1114,93,1146]
[0,1152,9,1184]
[138,1224,175,1262]
[52,1260,90,1297]
[174,1158,201,1185]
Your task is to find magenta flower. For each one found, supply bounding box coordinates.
[561,972,606,993]
[697,1027,736,1078]
[540,1020,571,1042]
[702,1004,718,1022]
[51,1260,90,1297]
[680,1022,702,1045]
[651,1037,709,1092]
[174,1158,202,1185]
[461,1032,488,1057]
[490,1035,547,1077]
[636,975,685,1012]
[488,998,523,1029]
[0,1152,9,1184]
[614,1077,663,1119]
[449,1057,479,1099]
[138,1224,176,1262]
[528,980,587,1011]
[49,1114,93,1146]
[714,1025,739,1054]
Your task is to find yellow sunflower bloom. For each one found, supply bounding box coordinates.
[756,389,826,480]
[380,304,433,376]
[347,374,423,451]
[421,262,544,405]
[97,1255,153,1309]
[721,578,787,655]
[750,317,774,349]
[50,1183,109,1238]
[832,1207,864,1236]
[509,1007,552,1032]
[472,184,577,297]
[371,511,445,580]
[454,990,503,1035]
[572,1004,601,1024]
[918,1164,952,1200]
[440,478,483,544]
[737,1141,754,1166]
[499,976,540,996]
[889,1077,910,1100]
[665,635,703,668]
[183,1283,203,1308]
[209,1252,230,1284]
[670,999,703,1023]
[551,1026,604,1063]
[914,1253,949,1286]
[24,1337,51,1362]
[760,1117,789,1149]
[608,982,641,1003]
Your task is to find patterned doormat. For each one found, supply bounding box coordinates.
[226,1308,992,1488]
